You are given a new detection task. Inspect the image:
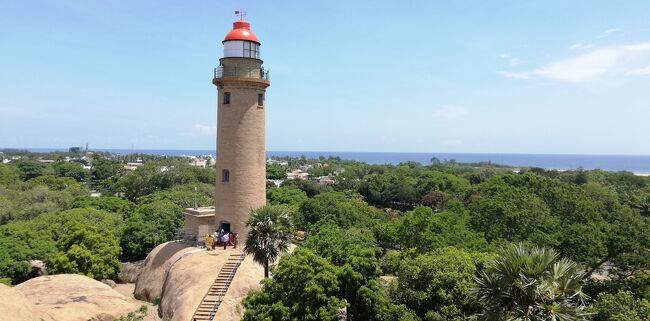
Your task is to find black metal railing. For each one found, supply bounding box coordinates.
[214,66,269,80]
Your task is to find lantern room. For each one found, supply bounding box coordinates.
[223,20,260,59]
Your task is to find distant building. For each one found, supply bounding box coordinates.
[266,158,288,166]
[317,176,335,185]
[189,158,208,168]
[286,169,309,180]
[123,161,144,171]
[266,179,283,187]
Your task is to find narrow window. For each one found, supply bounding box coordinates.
[258,93,264,107]
[224,92,231,105]
[222,169,230,182]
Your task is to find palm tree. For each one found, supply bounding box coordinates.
[244,205,293,278]
[472,244,589,321]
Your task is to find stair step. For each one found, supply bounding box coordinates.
[191,255,245,321]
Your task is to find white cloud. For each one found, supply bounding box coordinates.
[498,53,522,66]
[433,105,469,120]
[498,42,650,83]
[598,28,622,38]
[193,123,216,136]
[628,65,650,75]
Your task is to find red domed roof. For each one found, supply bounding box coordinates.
[223,20,259,43]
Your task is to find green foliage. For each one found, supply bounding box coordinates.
[397,206,488,253]
[266,163,287,179]
[473,244,589,321]
[281,179,326,198]
[0,178,87,224]
[53,161,89,182]
[0,277,11,286]
[46,208,122,280]
[468,180,556,242]
[115,305,149,321]
[72,196,136,218]
[137,183,214,208]
[0,164,21,185]
[13,159,46,181]
[295,192,383,230]
[589,290,650,321]
[0,219,56,283]
[242,248,345,321]
[305,223,383,320]
[0,208,122,283]
[120,200,183,260]
[244,205,294,278]
[391,247,488,321]
[267,186,308,207]
[118,160,214,201]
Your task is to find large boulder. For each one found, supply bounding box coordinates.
[14,274,141,321]
[120,260,145,283]
[0,284,43,321]
[134,241,198,302]
[158,248,264,321]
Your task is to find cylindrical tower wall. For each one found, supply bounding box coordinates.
[214,57,269,242]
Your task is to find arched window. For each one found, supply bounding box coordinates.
[222,169,230,182]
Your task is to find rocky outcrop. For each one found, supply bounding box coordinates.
[13,274,141,321]
[134,242,296,321]
[0,284,43,321]
[133,241,196,302]
[157,248,264,321]
[120,260,144,283]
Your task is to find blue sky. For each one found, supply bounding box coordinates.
[1,1,649,154]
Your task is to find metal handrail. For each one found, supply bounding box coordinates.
[199,252,246,321]
[214,66,269,80]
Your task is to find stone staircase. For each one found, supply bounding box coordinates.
[190,252,246,321]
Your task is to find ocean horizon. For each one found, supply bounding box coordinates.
[15,148,650,174]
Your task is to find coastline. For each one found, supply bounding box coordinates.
[5,148,650,175]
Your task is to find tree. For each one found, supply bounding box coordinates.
[468,182,556,242]
[420,190,445,211]
[390,247,488,321]
[590,290,650,321]
[397,206,488,253]
[120,200,183,260]
[53,161,88,182]
[72,196,136,218]
[0,164,21,185]
[267,187,309,207]
[14,159,45,181]
[242,248,344,321]
[304,223,382,321]
[295,192,383,230]
[472,244,589,321]
[266,163,287,179]
[244,205,293,278]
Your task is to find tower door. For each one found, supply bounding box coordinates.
[219,221,231,234]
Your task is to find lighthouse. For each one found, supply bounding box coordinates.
[212,16,270,241]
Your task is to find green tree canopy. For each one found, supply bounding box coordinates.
[242,248,345,321]
[391,247,488,321]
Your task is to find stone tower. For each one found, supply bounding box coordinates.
[213,17,270,241]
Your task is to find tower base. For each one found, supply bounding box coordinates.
[183,207,216,242]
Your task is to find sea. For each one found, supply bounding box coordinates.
[23,148,650,174]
